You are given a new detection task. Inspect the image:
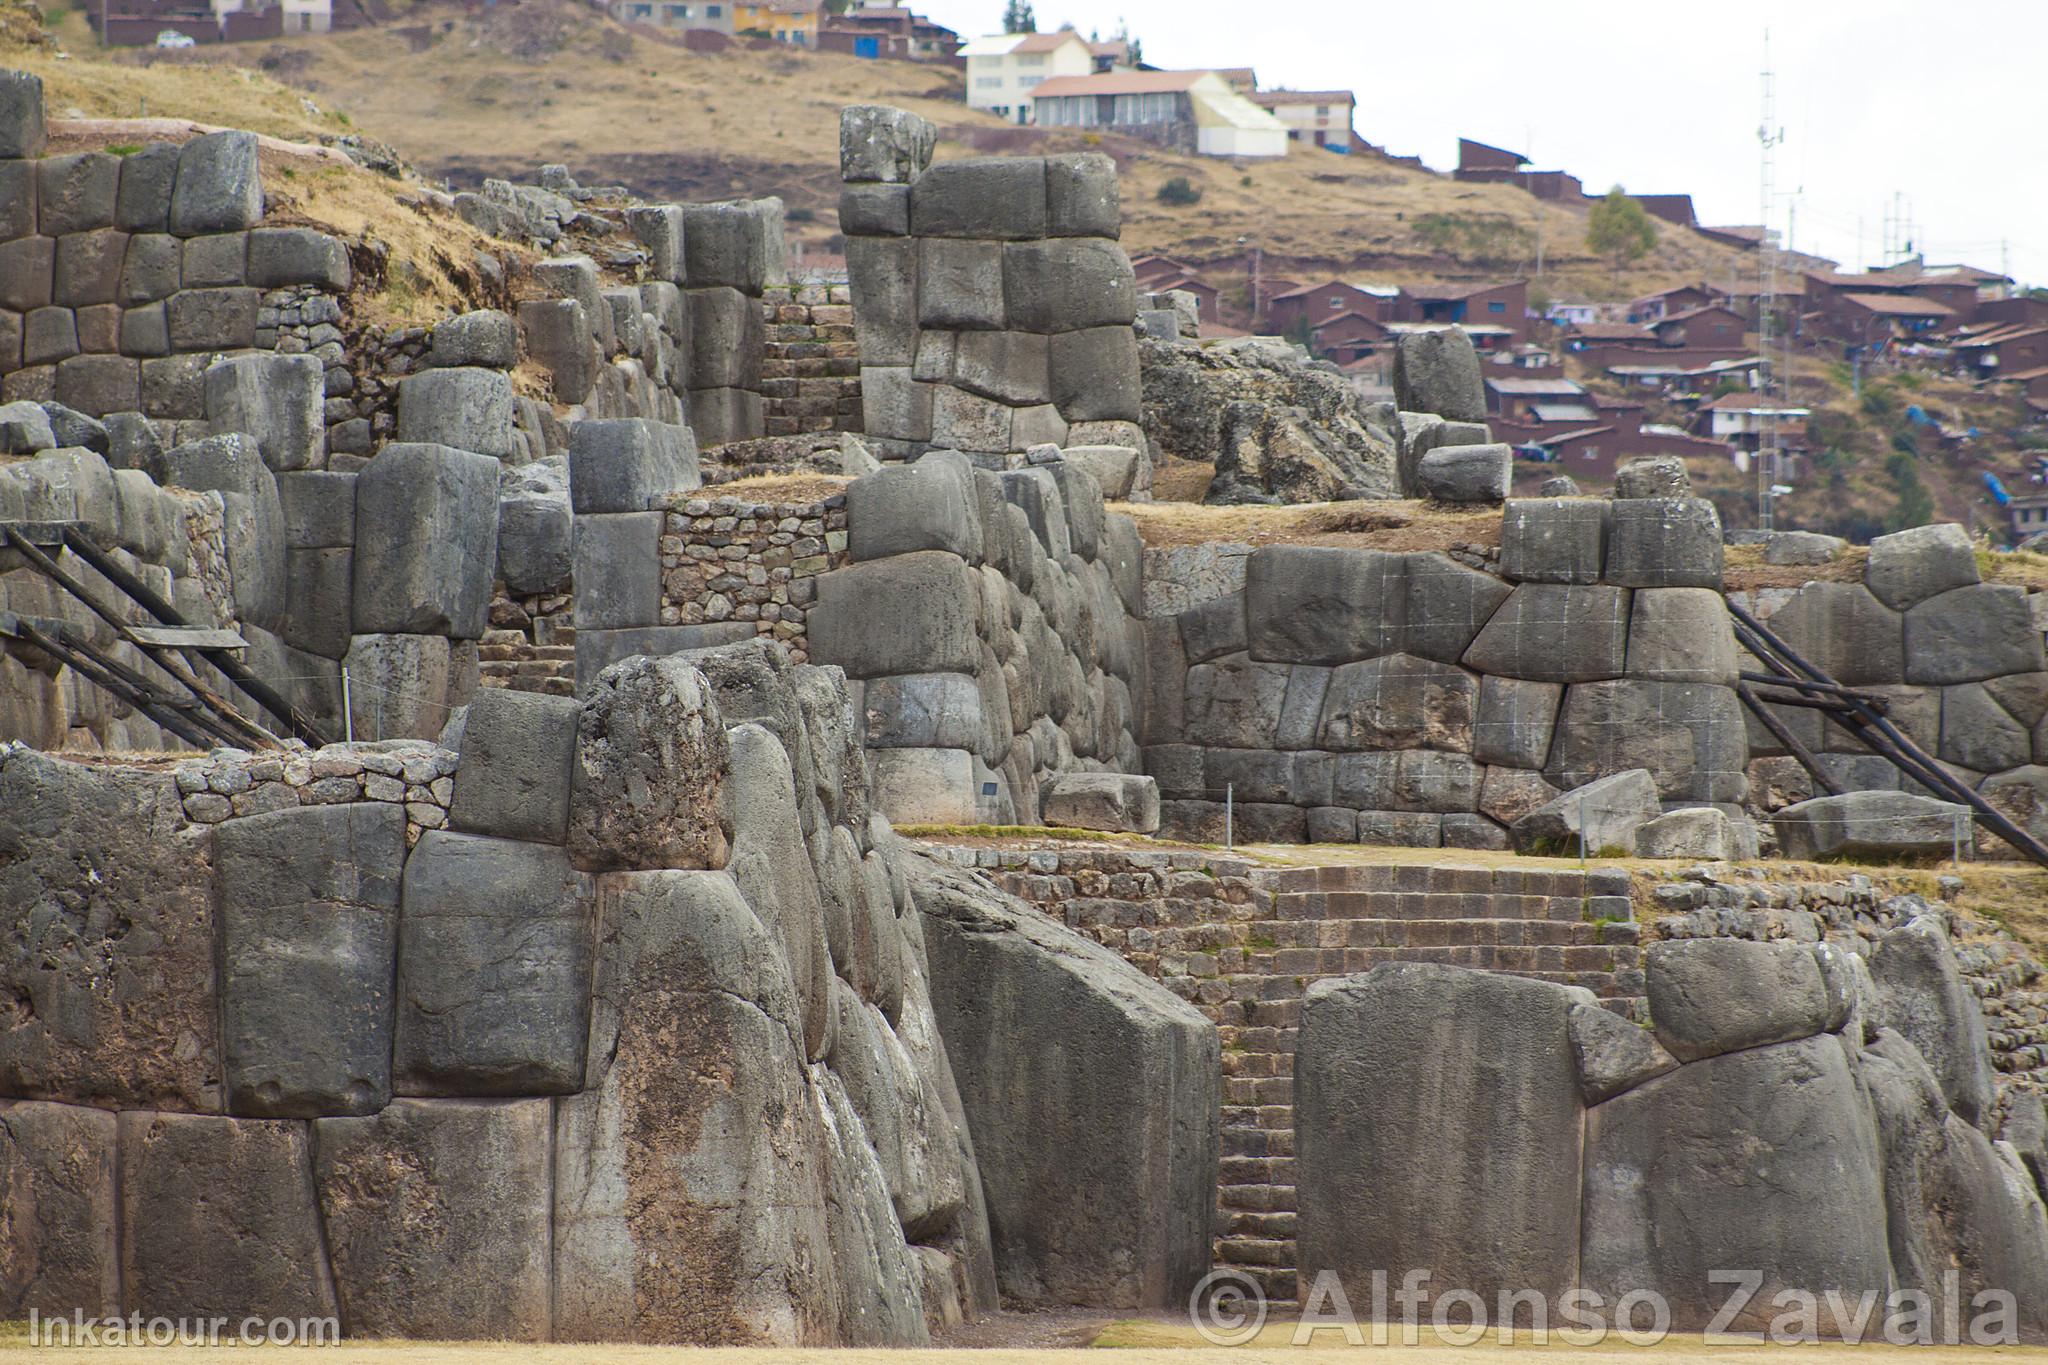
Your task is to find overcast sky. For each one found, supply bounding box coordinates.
[914,0,2048,287]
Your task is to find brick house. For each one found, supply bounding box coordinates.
[1265,279,1398,338]
[1628,284,1714,324]
[608,0,734,33]
[1484,375,1594,423]
[817,2,962,60]
[734,0,818,44]
[1953,325,2048,382]
[1311,311,1391,364]
[1398,281,1528,347]
[1651,305,1746,351]
[1812,291,1957,348]
[1144,273,1221,323]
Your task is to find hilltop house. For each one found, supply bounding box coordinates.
[1027,70,1289,158]
[817,1,961,60]
[609,0,734,33]
[1265,279,1398,338]
[734,0,817,44]
[962,29,1094,123]
[1401,280,1528,347]
[1249,89,1356,151]
[1649,304,1746,351]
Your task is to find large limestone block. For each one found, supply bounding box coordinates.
[1415,441,1510,503]
[1391,326,1484,421]
[679,199,785,293]
[0,69,46,160]
[313,1098,553,1340]
[0,1099,119,1318]
[1865,521,1980,610]
[352,441,500,639]
[845,236,918,365]
[1635,805,1756,860]
[570,510,663,631]
[1041,772,1160,833]
[215,802,406,1117]
[1645,938,1831,1062]
[1567,1002,1678,1105]
[845,449,982,562]
[1604,496,1724,588]
[450,685,580,843]
[808,551,981,678]
[916,862,1217,1308]
[1048,326,1141,422]
[1580,1035,1891,1332]
[161,431,286,628]
[1317,653,1479,753]
[393,832,594,1096]
[398,366,516,461]
[950,328,1051,405]
[342,633,465,742]
[1472,674,1563,770]
[1297,964,1584,1310]
[1400,551,1514,663]
[1941,681,2032,774]
[1184,652,1290,748]
[1500,497,1607,583]
[1462,582,1630,682]
[917,238,1005,330]
[1244,544,1404,664]
[1002,238,1136,334]
[859,672,985,750]
[498,488,572,596]
[119,1113,338,1322]
[868,747,978,825]
[1772,790,1971,862]
[909,156,1047,239]
[204,351,324,472]
[839,104,937,185]
[1904,583,2045,685]
[168,130,263,237]
[1626,587,1739,684]
[1545,679,1748,805]
[0,749,217,1110]
[567,416,698,513]
[1765,581,1904,686]
[566,653,732,873]
[1868,917,1997,1129]
[553,869,837,1345]
[1045,151,1120,238]
[1508,767,1660,855]
[726,723,834,1063]
[816,1065,931,1345]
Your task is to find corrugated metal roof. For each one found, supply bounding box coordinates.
[1030,69,1212,96]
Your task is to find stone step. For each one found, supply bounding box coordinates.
[1245,915,1617,948]
[1216,1236,1294,1268]
[1234,942,1628,979]
[1222,1209,1297,1240]
[1218,1181,1297,1213]
[1263,863,1632,901]
[1275,888,1632,927]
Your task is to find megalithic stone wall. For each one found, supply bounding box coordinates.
[838,105,1148,474]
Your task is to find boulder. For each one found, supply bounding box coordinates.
[168,130,263,236]
[214,801,406,1117]
[1868,917,1997,1129]
[1415,441,1510,503]
[1508,767,1660,855]
[1940,682,2032,774]
[450,686,582,843]
[1567,1001,1678,1105]
[351,441,500,639]
[1644,938,1831,1062]
[1612,455,1690,499]
[808,552,982,678]
[1296,965,1584,1311]
[1865,522,1979,610]
[393,832,595,1096]
[119,1113,337,1321]
[428,308,520,369]
[1763,530,1845,565]
[498,488,573,596]
[1579,1035,1890,1332]
[160,431,286,628]
[1634,805,1755,860]
[1041,772,1160,833]
[567,417,699,513]
[845,449,981,561]
[815,1065,930,1345]
[859,672,985,751]
[0,1100,119,1318]
[1544,679,1748,805]
[1773,790,1970,862]
[204,351,324,472]
[915,861,1216,1308]
[566,653,732,873]
[1390,327,1484,421]
[1626,588,1739,684]
[313,1098,553,1340]
[839,104,938,186]
[0,751,217,1110]
[0,69,45,160]
[397,367,516,462]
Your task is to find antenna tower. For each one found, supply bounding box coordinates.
[1757,36,1783,531]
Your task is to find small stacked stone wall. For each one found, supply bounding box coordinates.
[761,282,863,436]
[838,105,1150,472]
[659,489,850,663]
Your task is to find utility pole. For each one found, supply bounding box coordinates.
[1757,33,1784,532]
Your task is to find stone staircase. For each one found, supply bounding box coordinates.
[477,625,576,697]
[1209,861,1644,1297]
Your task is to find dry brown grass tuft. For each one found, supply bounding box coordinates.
[1120,498,1504,553]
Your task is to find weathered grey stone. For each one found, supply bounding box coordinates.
[910,156,1047,239]
[839,103,937,185]
[1042,772,1160,833]
[1243,545,1402,665]
[205,351,324,471]
[949,328,1049,404]
[1546,679,1747,804]
[168,131,263,237]
[178,230,246,287]
[498,488,572,595]
[429,308,519,369]
[1765,581,1904,686]
[1904,583,2045,684]
[1002,238,1136,334]
[1509,767,1660,855]
[117,232,178,304]
[1048,325,1141,422]
[679,198,784,292]
[342,633,462,742]
[867,747,978,825]
[276,468,356,546]
[726,724,834,1062]
[1500,497,1606,583]
[352,441,499,638]
[815,1060,931,1346]
[397,366,516,461]
[165,285,258,350]
[22,305,76,367]
[0,69,47,160]
[0,398,54,453]
[846,235,918,365]
[1401,551,1514,664]
[161,431,286,627]
[52,354,138,417]
[859,672,985,750]
[566,653,730,873]
[1568,1001,1678,1104]
[689,385,766,448]
[1626,587,1738,684]
[215,801,405,1116]
[1645,938,1830,1061]
[1462,583,1631,682]
[37,153,116,237]
[846,449,981,561]
[451,686,581,843]
[1479,765,1563,827]
[518,297,597,404]
[1579,1035,1890,1332]
[809,551,981,678]
[1390,327,1484,421]
[1773,791,1972,862]
[553,868,835,1344]
[1297,965,1583,1311]
[685,285,765,388]
[1064,443,1142,500]
[1318,653,1478,753]
[1184,652,1290,748]
[916,238,1005,331]
[624,203,684,282]
[0,1099,118,1317]
[1416,441,1509,503]
[838,182,910,236]
[1866,521,1980,610]
[119,1113,337,1321]
[1612,455,1689,499]
[1636,805,1755,860]
[860,365,933,442]
[1472,674,1563,770]
[313,1097,552,1340]
[283,545,353,659]
[1869,917,1996,1129]
[246,226,349,290]
[53,227,128,305]
[568,417,697,513]
[393,832,593,1095]
[1763,529,1845,565]
[1940,681,2032,773]
[1604,496,1723,588]
[571,622,755,691]
[1045,459,1105,559]
[916,861,1216,1307]
[1044,151,1120,237]
[1178,594,1246,665]
[0,159,33,242]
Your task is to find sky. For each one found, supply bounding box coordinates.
[911,0,2048,288]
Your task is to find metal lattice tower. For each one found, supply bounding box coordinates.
[1756,38,1783,531]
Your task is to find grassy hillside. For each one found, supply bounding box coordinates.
[24,0,1748,307]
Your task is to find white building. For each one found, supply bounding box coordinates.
[960,29,1094,124]
[1028,70,1290,159]
[1247,88,1355,151]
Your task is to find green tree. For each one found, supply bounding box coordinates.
[1586,186,1658,277]
[1002,0,1037,32]
[1156,176,1201,206]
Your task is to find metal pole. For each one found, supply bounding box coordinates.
[1225,783,1234,851]
[341,666,354,743]
[1579,794,1589,866]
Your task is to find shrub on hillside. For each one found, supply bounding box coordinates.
[1157,176,1202,206]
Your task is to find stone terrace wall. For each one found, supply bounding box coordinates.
[839,105,1151,482]
[1142,490,1748,848]
[658,488,851,665]
[761,282,863,437]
